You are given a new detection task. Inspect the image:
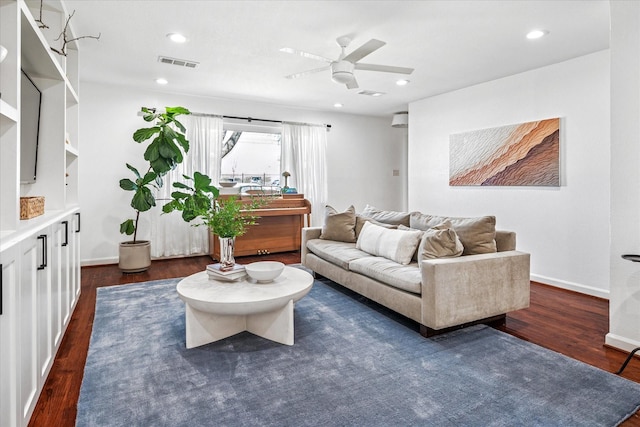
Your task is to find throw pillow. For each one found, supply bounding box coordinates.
[397,224,424,262]
[355,214,398,237]
[418,221,464,262]
[360,204,410,227]
[410,212,497,255]
[320,205,357,243]
[356,221,422,265]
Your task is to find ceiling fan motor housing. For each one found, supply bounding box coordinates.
[331,60,355,84]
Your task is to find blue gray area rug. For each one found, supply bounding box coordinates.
[77,278,640,426]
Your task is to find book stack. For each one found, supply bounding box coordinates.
[206,263,247,282]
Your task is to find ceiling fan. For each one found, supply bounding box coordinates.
[280,36,414,89]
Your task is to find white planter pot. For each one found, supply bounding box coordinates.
[119,240,151,273]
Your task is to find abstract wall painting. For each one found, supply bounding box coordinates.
[449,118,560,186]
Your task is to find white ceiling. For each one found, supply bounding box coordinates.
[61,0,610,117]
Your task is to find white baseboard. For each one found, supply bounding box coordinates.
[81,257,118,267]
[530,273,610,299]
[81,252,210,267]
[605,332,640,353]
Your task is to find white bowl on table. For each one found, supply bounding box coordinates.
[246,261,285,283]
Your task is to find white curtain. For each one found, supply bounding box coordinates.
[150,114,224,257]
[281,123,328,227]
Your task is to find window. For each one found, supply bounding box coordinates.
[220,130,281,187]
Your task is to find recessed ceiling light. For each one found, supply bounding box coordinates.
[526,29,548,40]
[333,103,343,108]
[396,79,410,86]
[155,78,168,85]
[167,33,187,43]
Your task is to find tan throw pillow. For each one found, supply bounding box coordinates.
[410,212,496,255]
[320,205,357,243]
[360,204,410,227]
[356,221,422,265]
[418,221,464,262]
[355,214,398,237]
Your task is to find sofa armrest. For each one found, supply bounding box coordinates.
[301,227,323,264]
[420,250,530,330]
[495,230,516,252]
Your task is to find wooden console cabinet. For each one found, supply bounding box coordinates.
[209,194,311,259]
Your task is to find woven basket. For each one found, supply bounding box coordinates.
[20,196,45,220]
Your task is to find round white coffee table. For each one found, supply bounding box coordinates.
[176,266,313,348]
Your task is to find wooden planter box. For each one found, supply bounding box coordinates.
[20,196,45,219]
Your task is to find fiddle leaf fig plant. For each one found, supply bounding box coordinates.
[119,106,191,243]
[162,171,265,238]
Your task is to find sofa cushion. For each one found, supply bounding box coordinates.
[320,205,356,243]
[410,212,497,255]
[360,204,410,227]
[356,221,422,265]
[349,257,422,294]
[306,239,372,270]
[418,221,464,261]
[355,214,398,237]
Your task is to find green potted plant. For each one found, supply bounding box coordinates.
[162,171,264,270]
[118,106,191,272]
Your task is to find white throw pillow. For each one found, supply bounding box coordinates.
[356,221,422,265]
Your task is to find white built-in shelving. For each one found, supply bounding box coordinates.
[0,1,81,426]
[1,0,81,248]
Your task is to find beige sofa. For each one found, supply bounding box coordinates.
[301,205,531,337]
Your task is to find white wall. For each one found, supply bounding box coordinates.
[79,82,404,265]
[606,1,640,352]
[408,50,610,297]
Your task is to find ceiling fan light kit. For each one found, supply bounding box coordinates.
[331,61,355,84]
[282,36,414,90]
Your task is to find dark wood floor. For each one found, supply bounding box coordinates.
[29,252,640,427]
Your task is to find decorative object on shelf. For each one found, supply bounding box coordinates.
[49,10,101,57]
[245,261,285,283]
[19,196,45,220]
[0,45,7,63]
[118,106,191,273]
[163,171,265,270]
[34,0,49,29]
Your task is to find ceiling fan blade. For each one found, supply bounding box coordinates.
[279,47,333,63]
[355,63,414,75]
[342,39,386,63]
[285,66,330,79]
[346,77,359,89]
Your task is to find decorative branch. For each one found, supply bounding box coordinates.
[35,0,49,29]
[50,10,101,57]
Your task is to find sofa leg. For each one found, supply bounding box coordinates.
[312,271,326,280]
[420,314,507,338]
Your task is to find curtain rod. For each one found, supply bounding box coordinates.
[142,107,331,130]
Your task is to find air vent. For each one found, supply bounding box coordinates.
[158,56,199,69]
[357,90,385,97]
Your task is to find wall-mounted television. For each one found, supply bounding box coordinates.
[20,69,41,184]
